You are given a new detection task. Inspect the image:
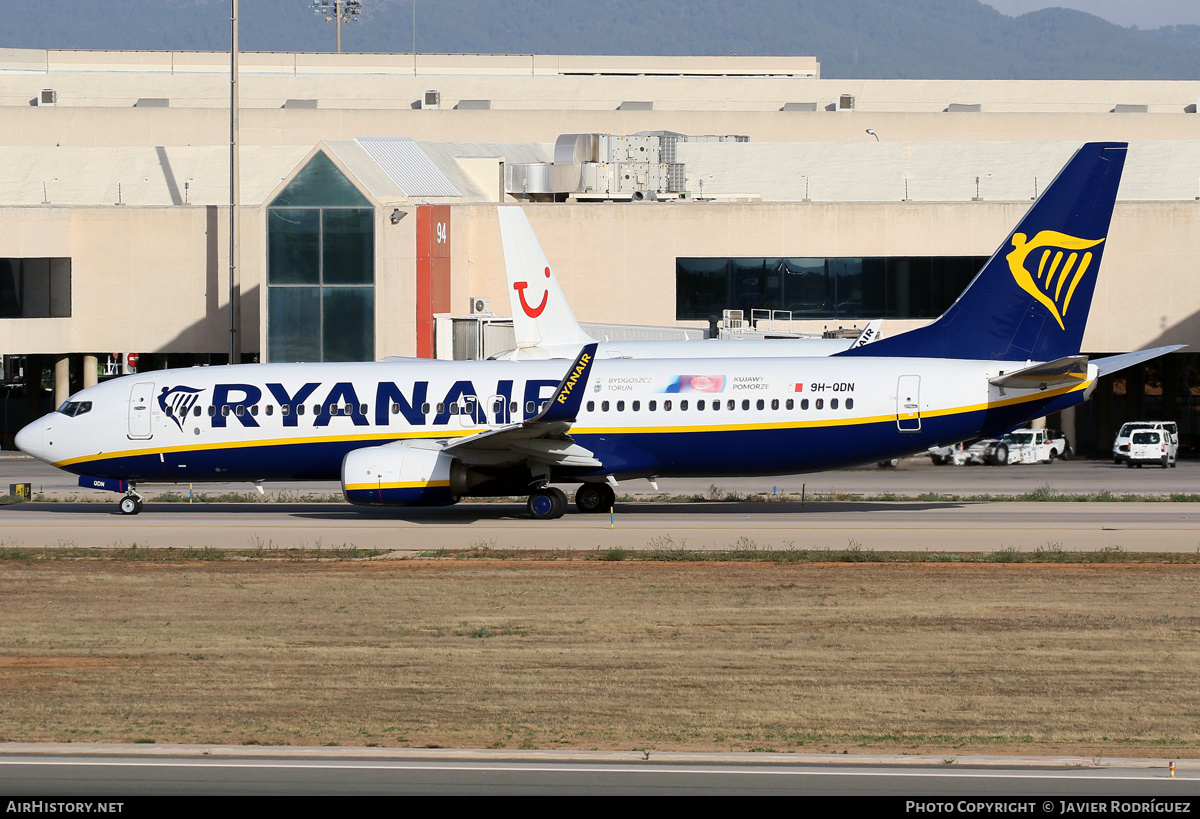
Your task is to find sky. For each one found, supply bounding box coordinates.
[983,1,1200,27]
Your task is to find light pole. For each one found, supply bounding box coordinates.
[312,0,362,53]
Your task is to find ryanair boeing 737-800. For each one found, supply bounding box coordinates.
[14,142,1179,519]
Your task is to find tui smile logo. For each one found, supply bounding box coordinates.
[513,266,552,318]
[1005,230,1104,331]
[158,386,204,431]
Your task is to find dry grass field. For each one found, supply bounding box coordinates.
[1,558,1198,757]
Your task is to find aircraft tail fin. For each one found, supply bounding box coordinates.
[498,207,597,350]
[839,142,1127,362]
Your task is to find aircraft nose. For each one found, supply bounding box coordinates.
[14,421,45,462]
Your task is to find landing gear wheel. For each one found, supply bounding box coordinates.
[575,483,616,514]
[528,487,567,520]
[119,495,142,516]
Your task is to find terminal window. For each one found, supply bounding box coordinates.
[267,152,374,362]
[0,258,71,318]
[675,256,985,321]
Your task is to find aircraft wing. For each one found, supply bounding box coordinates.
[440,343,602,468]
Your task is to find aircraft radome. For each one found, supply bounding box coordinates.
[15,142,1179,519]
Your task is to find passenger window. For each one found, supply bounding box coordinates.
[633,400,640,411]
[801,399,809,410]
[756,399,764,410]
[664,400,672,411]
[526,401,535,415]
[587,401,595,412]
[208,406,216,417]
[437,403,445,414]
[712,400,720,412]
[312,405,320,415]
[222,406,231,417]
[727,400,735,411]
[649,400,657,411]
[680,400,688,411]
[297,404,305,416]
[251,405,259,416]
[602,401,610,412]
[194,406,202,417]
[510,401,518,413]
[164,406,174,417]
[266,405,274,416]
[391,403,400,415]
[617,401,625,412]
[450,403,460,415]
[742,400,749,411]
[235,405,244,417]
[697,400,705,410]
[816,398,824,410]
[422,403,431,414]
[771,399,779,410]
[786,399,794,410]
[831,398,839,410]
[846,398,854,410]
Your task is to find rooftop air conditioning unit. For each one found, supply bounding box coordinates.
[423,90,441,110]
[836,93,855,112]
[38,89,56,106]
[469,296,491,315]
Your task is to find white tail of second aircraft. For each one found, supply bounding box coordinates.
[497,207,597,354]
[497,206,882,359]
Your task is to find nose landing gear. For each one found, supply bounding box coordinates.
[118,488,144,515]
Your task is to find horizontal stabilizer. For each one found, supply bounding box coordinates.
[1091,345,1186,378]
[989,355,1088,391]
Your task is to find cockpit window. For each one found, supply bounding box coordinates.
[57,401,93,417]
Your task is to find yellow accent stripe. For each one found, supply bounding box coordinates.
[1037,249,1051,281]
[52,428,477,469]
[344,480,451,491]
[56,379,1092,467]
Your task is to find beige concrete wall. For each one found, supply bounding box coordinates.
[4,106,1198,151]
[454,200,1200,354]
[0,205,258,356]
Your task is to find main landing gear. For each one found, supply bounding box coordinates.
[526,482,617,520]
[527,487,568,520]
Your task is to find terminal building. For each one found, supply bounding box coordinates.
[1,49,1199,455]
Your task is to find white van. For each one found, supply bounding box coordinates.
[1113,421,1179,464]
[1126,429,1177,468]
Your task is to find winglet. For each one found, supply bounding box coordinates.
[531,343,598,424]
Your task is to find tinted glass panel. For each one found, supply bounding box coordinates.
[270,152,370,207]
[322,209,374,285]
[676,256,987,320]
[322,287,374,362]
[268,286,321,362]
[268,209,320,285]
[783,259,832,317]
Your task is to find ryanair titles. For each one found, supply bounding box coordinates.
[159,379,564,429]
[555,352,592,405]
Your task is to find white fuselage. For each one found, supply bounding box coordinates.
[17,354,1095,489]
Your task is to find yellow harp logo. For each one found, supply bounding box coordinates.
[1006,231,1104,330]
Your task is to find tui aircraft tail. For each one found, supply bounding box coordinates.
[839,142,1127,362]
[497,207,597,351]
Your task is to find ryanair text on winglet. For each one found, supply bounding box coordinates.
[556,353,592,404]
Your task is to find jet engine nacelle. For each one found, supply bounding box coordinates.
[341,442,460,507]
